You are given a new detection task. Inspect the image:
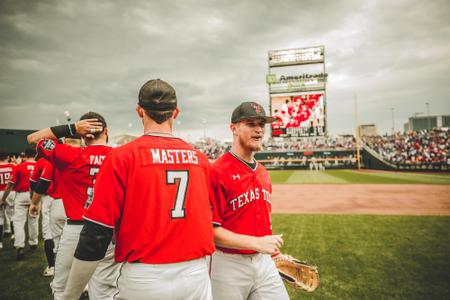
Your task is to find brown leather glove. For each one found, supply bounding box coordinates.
[273,253,319,292]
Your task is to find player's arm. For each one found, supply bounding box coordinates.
[0,183,14,207]
[61,221,113,300]
[29,178,37,199]
[27,119,104,144]
[213,226,283,255]
[29,178,51,217]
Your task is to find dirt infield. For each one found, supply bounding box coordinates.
[272,184,450,215]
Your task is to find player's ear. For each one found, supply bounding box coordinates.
[173,107,181,119]
[136,105,144,119]
[230,123,238,136]
[105,128,109,143]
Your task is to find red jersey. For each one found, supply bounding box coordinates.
[0,163,15,191]
[30,158,62,199]
[210,152,273,255]
[83,134,215,264]
[8,161,36,192]
[37,139,112,221]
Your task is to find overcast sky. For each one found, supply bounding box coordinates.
[1,0,449,141]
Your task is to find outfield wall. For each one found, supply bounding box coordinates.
[255,149,450,172]
[255,150,357,170]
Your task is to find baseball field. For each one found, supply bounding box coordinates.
[0,170,449,299]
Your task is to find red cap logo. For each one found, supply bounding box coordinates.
[252,103,262,113]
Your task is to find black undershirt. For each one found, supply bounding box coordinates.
[242,159,257,170]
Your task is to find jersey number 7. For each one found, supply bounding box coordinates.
[85,167,100,209]
[167,170,189,219]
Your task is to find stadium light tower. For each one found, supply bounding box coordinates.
[426,102,430,130]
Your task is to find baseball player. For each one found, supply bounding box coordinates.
[27,112,120,299]
[0,150,16,249]
[0,148,38,260]
[29,156,63,276]
[209,101,289,300]
[60,79,215,300]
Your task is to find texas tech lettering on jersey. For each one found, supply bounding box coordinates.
[229,187,271,211]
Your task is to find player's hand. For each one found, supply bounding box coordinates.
[75,119,103,137]
[29,203,40,218]
[254,234,284,255]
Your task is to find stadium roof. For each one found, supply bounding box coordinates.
[0,129,36,154]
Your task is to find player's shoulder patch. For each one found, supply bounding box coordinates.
[42,139,56,151]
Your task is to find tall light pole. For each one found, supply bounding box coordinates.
[426,102,430,130]
[355,94,361,170]
[390,108,395,134]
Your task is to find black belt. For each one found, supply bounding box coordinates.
[67,220,84,225]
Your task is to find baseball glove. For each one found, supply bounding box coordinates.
[272,253,319,292]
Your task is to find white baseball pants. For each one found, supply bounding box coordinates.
[41,195,53,240]
[114,257,212,300]
[51,223,119,300]
[13,191,39,248]
[49,198,66,253]
[0,190,15,232]
[210,250,289,300]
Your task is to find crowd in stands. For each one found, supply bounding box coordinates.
[193,130,450,169]
[192,138,230,161]
[263,136,355,151]
[363,129,450,166]
[192,135,356,161]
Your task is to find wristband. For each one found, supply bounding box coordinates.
[50,124,76,138]
[29,180,37,192]
[35,179,51,194]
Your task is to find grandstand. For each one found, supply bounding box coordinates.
[192,130,449,172]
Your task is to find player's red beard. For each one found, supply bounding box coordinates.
[238,134,263,152]
[238,126,265,152]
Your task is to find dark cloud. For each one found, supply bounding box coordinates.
[0,0,449,140]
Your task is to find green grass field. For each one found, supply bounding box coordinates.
[1,215,449,300]
[269,169,450,185]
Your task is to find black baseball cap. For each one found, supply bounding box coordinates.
[231,101,277,123]
[138,79,177,111]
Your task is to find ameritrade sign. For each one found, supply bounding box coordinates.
[267,73,327,94]
[268,46,324,67]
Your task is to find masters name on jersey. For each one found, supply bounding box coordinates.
[230,188,271,211]
[0,167,13,172]
[149,149,199,165]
